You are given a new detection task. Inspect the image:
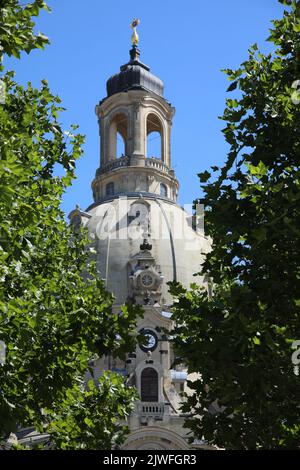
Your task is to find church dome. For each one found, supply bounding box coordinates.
[80,198,210,306]
[106,46,164,98]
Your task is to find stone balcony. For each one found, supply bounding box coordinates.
[137,402,169,421]
[96,155,129,176]
[145,157,173,175]
[96,156,174,177]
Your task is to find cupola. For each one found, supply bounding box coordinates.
[92,21,178,205]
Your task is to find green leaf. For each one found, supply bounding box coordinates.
[198,170,211,183]
[84,417,94,428]
[227,81,238,92]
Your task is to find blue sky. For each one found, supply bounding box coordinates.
[5,0,284,215]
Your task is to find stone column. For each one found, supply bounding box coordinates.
[166,121,171,168]
[108,119,117,161]
[100,116,107,167]
[130,102,145,167]
[96,105,106,167]
[166,107,175,168]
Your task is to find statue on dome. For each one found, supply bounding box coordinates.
[130,18,140,46]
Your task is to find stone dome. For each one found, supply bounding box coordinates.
[81,197,210,306]
[106,46,164,98]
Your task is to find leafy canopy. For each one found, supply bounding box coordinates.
[0,1,141,448]
[170,0,300,449]
[0,0,50,60]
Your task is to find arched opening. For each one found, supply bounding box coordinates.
[106,182,114,196]
[141,367,158,402]
[123,428,191,450]
[160,183,167,198]
[147,131,161,159]
[116,131,125,158]
[108,113,128,160]
[146,113,163,160]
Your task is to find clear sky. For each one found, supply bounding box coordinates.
[5,0,285,215]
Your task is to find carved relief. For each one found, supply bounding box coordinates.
[128,242,164,305]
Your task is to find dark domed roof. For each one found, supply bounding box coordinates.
[106,46,164,98]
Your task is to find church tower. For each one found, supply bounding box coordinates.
[69,23,210,450]
[93,43,178,203]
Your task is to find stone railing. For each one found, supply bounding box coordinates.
[145,157,170,174]
[96,156,174,177]
[138,402,166,417]
[96,155,129,176]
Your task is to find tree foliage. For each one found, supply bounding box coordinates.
[0,0,50,60]
[170,0,300,449]
[46,372,138,450]
[0,1,141,448]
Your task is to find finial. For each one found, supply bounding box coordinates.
[130,18,140,46]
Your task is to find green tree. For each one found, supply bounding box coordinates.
[46,372,137,450]
[170,0,300,449]
[0,1,141,448]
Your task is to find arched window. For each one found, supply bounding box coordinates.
[141,367,158,402]
[108,113,128,159]
[106,182,114,196]
[160,183,167,198]
[146,113,163,160]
